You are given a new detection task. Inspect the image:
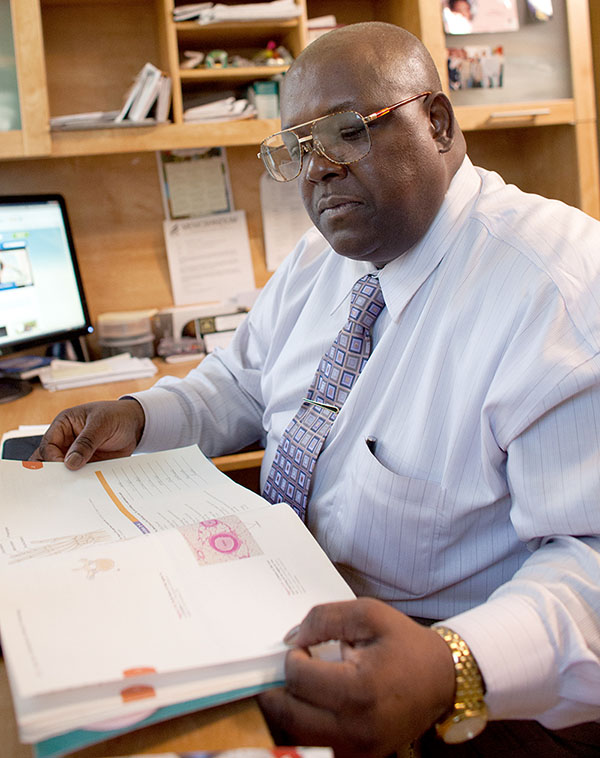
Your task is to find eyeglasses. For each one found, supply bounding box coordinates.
[257,91,431,182]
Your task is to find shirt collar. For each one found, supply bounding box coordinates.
[379,157,482,320]
[328,157,482,318]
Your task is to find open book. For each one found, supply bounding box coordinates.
[0,446,354,757]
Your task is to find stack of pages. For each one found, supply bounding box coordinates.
[0,445,354,757]
[39,354,157,390]
[173,0,301,24]
[183,97,256,123]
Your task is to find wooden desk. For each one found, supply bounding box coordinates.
[0,359,272,756]
[0,359,264,474]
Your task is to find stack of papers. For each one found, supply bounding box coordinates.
[173,2,213,21]
[39,354,157,391]
[183,97,256,123]
[174,0,301,24]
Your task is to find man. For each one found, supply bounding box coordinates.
[33,23,600,757]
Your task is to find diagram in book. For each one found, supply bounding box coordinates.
[179,516,262,566]
[8,529,113,563]
[74,557,117,580]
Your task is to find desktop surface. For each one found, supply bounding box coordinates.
[0,358,264,475]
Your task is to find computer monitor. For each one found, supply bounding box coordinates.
[0,194,93,403]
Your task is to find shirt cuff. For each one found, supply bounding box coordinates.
[442,594,559,721]
[123,387,191,453]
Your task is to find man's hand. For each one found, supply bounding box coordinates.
[258,597,455,758]
[30,399,146,470]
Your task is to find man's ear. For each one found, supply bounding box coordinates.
[428,93,455,154]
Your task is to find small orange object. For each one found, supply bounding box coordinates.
[22,461,43,470]
[123,667,156,678]
[120,685,155,703]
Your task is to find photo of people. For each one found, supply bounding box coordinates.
[447,45,504,89]
[442,0,519,35]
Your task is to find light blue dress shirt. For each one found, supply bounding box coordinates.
[133,158,600,728]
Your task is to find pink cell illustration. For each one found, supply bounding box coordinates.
[178,515,262,566]
[209,533,241,553]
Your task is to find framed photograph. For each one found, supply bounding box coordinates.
[157,147,234,220]
[442,0,519,35]
[447,45,505,89]
[526,0,553,21]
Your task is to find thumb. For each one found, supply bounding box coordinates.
[64,416,108,469]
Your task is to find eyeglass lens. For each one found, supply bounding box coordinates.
[262,111,371,181]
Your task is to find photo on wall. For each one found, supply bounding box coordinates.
[526,0,553,21]
[447,45,505,89]
[442,0,519,35]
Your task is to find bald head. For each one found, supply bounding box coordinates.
[285,22,444,100]
[278,22,466,266]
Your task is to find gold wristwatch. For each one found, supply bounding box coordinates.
[432,625,488,744]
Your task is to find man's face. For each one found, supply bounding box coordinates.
[280,56,449,267]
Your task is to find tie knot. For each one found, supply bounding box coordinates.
[348,274,385,330]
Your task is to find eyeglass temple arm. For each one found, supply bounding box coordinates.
[363,91,431,124]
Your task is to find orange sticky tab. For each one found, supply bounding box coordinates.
[22,461,43,470]
[120,685,155,703]
[123,667,156,678]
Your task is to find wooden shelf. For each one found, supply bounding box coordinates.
[212,450,264,473]
[175,19,300,45]
[49,118,280,157]
[180,65,288,81]
[455,99,577,132]
[0,131,28,159]
[43,98,579,159]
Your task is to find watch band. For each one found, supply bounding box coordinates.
[432,625,488,744]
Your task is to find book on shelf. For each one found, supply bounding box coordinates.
[116,62,170,123]
[0,445,354,758]
[126,63,164,122]
[155,74,173,122]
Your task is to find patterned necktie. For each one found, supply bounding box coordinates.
[262,273,386,520]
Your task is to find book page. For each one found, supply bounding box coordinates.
[0,445,265,565]
[0,503,353,708]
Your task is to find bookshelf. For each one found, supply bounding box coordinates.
[0,0,49,158]
[0,0,598,333]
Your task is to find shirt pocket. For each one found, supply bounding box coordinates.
[331,438,448,599]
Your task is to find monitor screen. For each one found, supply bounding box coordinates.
[0,194,92,357]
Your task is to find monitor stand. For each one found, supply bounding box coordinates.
[0,375,33,404]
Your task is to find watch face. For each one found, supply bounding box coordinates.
[443,714,487,744]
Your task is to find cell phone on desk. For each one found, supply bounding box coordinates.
[1,435,44,461]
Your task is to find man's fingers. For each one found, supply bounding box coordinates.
[64,430,102,469]
[284,647,363,710]
[29,441,65,463]
[258,686,343,748]
[290,597,387,649]
[63,408,132,468]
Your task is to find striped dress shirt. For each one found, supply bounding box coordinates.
[133,157,600,728]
